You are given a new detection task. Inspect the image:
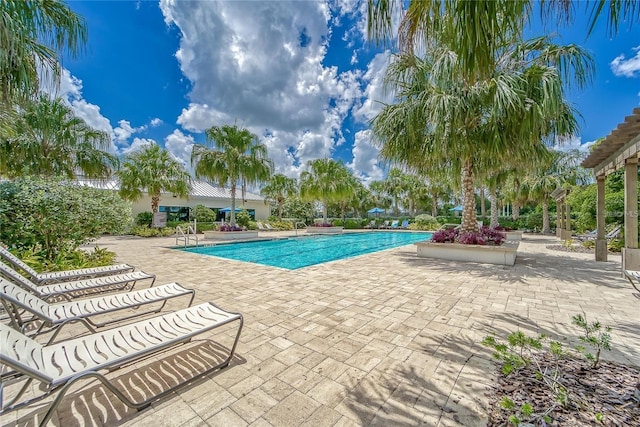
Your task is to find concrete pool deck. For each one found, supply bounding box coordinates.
[3,233,639,426]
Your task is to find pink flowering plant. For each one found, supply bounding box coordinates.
[431,226,506,246]
[312,222,334,227]
[218,223,244,232]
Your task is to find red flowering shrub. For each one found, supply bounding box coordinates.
[312,222,334,227]
[430,226,506,245]
[218,224,244,232]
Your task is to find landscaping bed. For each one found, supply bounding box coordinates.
[486,355,640,426]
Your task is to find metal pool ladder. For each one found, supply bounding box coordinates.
[294,222,307,236]
[176,222,199,247]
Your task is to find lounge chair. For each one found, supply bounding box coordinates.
[264,223,275,231]
[575,225,622,241]
[0,277,195,341]
[624,270,640,292]
[0,246,134,285]
[0,261,155,300]
[0,303,243,426]
[401,220,409,229]
[364,220,377,229]
[574,229,597,241]
[390,220,400,229]
[256,221,266,231]
[380,220,390,229]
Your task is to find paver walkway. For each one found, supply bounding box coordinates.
[3,233,638,426]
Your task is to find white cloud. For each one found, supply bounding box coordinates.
[610,46,640,77]
[347,129,384,185]
[114,120,147,144]
[150,118,163,127]
[353,51,393,124]
[121,137,156,154]
[552,135,596,154]
[164,129,195,168]
[161,0,368,178]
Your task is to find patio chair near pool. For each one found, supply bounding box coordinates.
[390,220,400,229]
[401,220,409,229]
[0,261,155,300]
[0,277,195,342]
[0,303,243,426]
[364,220,377,229]
[0,246,134,285]
[256,221,267,231]
[624,270,640,293]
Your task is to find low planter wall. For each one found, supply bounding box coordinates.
[505,231,523,241]
[415,240,519,266]
[306,226,344,234]
[203,230,259,240]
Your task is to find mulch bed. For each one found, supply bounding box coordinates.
[486,354,640,426]
[546,245,622,255]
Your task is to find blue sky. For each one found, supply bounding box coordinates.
[54,1,639,183]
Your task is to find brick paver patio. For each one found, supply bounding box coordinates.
[3,233,639,426]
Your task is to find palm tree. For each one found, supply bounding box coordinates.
[0,96,117,178]
[384,168,407,216]
[349,182,376,218]
[191,124,273,227]
[371,34,590,233]
[0,0,86,110]
[261,174,297,221]
[118,143,192,215]
[367,0,635,83]
[369,180,392,211]
[299,158,353,223]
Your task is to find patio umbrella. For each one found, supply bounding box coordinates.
[367,207,384,217]
[219,207,242,213]
[449,205,463,212]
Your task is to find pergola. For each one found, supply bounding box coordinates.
[581,107,640,272]
[551,187,571,240]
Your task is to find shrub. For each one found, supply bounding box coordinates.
[235,210,251,227]
[135,211,153,226]
[333,219,343,226]
[412,214,440,231]
[129,225,175,237]
[193,204,217,222]
[11,245,117,273]
[218,224,244,232]
[431,228,458,243]
[312,222,334,227]
[458,232,487,245]
[0,177,131,260]
[344,219,360,229]
[607,238,623,252]
[269,220,294,230]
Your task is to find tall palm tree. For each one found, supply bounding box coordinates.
[367,0,635,83]
[299,158,353,223]
[369,180,392,210]
[0,95,116,178]
[384,168,407,216]
[261,174,297,221]
[349,181,375,218]
[372,34,590,233]
[191,124,273,227]
[118,143,192,215]
[0,0,86,110]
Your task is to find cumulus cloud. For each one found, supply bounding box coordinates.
[150,118,163,127]
[552,136,596,154]
[164,129,195,167]
[353,51,393,123]
[114,120,147,144]
[161,0,372,178]
[610,46,640,77]
[347,129,384,185]
[121,137,156,154]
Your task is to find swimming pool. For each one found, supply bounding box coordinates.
[181,231,432,269]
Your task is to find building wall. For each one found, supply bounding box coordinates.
[130,195,270,220]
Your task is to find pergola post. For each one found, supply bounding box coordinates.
[595,175,607,261]
[565,202,571,237]
[623,157,639,271]
[556,200,563,238]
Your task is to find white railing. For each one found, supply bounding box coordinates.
[175,222,199,247]
[294,222,307,236]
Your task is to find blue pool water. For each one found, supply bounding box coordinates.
[181,232,432,269]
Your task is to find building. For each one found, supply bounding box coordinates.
[76,178,269,222]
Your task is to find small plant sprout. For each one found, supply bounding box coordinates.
[572,313,612,369]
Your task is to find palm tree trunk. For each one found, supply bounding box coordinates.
[277,197,283,221]
[541,201,550,234]
[431,191,438,217]
[490,187,499,228]
[230,182,236,226]
[322,200,328,223]
[151,193,160,214]
[461,161,477,233]
[480,186,486,220]
[512,203,520,220]
[394,197,399,216]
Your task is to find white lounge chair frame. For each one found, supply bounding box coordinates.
[0,261,155,301]
[0,246,134,284]
[0,303,243,426]
[0,278,195,342]
[624,270,640,292]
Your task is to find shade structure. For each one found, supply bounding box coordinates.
[367,207,385,214]
[220,207,242,213]
[449,205,463,212]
